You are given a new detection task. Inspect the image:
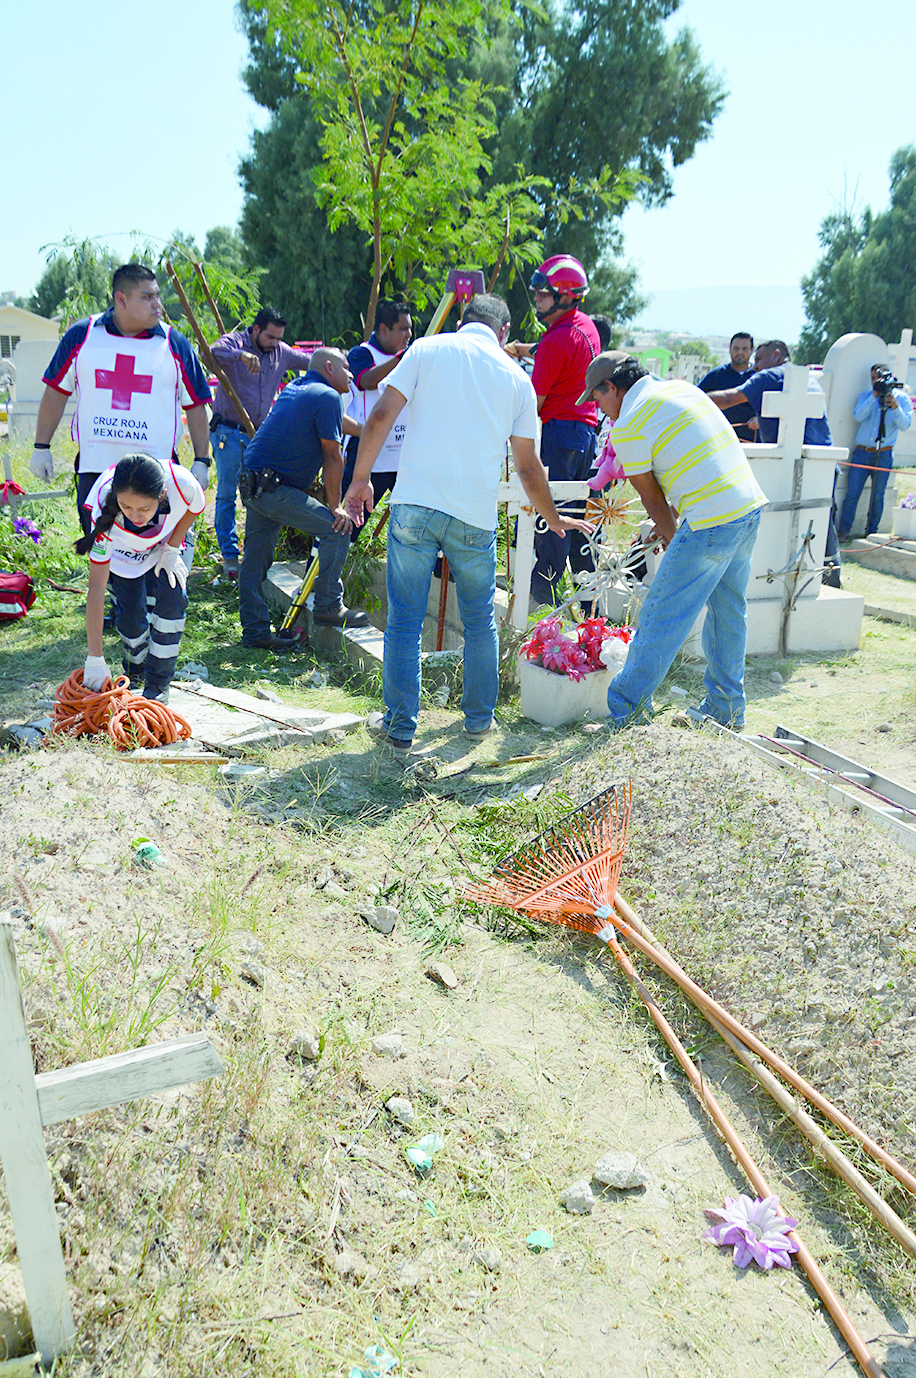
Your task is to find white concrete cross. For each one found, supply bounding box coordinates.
[759,362,827,457]
[0,922,224,1365]
[497,477,590,627]
[886,329,916,390]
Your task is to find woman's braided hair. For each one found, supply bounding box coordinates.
[75,454,167,556]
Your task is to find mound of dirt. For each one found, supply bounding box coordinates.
[1,731,915,1378]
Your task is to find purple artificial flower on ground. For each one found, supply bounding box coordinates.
[13,516,42,543]
[703,1194,799,1270]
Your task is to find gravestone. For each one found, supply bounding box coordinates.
[8,341,74,446]
[599,367,863,657]
[821,332,898,537]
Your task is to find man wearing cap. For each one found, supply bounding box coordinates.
[586,357,766,731]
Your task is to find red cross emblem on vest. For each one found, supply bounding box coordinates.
[95,354,154,411]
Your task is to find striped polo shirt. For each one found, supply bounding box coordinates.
[610,376,766,530]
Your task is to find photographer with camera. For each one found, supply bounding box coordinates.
[838,364,913,542]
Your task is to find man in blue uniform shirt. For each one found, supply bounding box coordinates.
[707,339,841,585]
[698,332,756,440]
[238,348,370,650]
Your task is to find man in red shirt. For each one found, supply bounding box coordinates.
[511,255,599,607]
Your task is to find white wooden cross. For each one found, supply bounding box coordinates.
[497,477,590,627]
[0,922,224,1365]
[886,328,916,391]
[1,450,69,514]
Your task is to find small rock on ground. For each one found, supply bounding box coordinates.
[288,1026,320,1061]
[425,959,458,989]
[560,1180,596,1214]
[365,904,398,935]
[386,1095,415,1126]
[592,1151,649,1190]
[371,1032,403,1059]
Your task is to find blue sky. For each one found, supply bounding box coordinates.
[7,0,911,340]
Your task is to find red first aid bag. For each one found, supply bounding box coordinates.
[0,571,36,621]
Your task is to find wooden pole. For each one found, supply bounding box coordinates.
[609,892,916,1198]
[192,259,225,335]
[164,260,255,439]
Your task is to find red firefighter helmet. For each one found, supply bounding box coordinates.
[529,254,590,301]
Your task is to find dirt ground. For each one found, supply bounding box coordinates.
[1,702,915,1376]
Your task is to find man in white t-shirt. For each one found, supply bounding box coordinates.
[343,293,593,753]
[585,355,766,731]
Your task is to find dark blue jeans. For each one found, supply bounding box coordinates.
[529,418,597,606]
[238,484,349,642]
[109,566,188,698]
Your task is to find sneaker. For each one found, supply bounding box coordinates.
[143,689,170,706]
[313,607,371,629]
[365,711,413,754]
[464,717,498,741]
[240,631,301,653]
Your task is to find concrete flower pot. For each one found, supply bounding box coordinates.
[893,506,916,540]
[518,658,612,728]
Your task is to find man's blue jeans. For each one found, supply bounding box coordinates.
[839,446,894,538]
[530,418,597,606]
[608,508,761,729]
[212,424,247,563]
[238,484,349,642]
[383,504,498,743]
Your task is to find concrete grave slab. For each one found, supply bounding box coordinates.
[164,683,361,754]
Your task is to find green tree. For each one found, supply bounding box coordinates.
[238,97,374,344]
[29,240,119,326]
[491,0,726,268]
[798,146,916,363]
[251,0,551,336]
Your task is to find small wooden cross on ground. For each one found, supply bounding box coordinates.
[1,451,69,516]
[0,922,223,1366]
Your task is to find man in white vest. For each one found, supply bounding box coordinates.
[31,264,212,538]
[342,299,412,538]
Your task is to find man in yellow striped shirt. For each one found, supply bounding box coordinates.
[583,355,766,730]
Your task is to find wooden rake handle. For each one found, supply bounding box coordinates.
[602,929,885,1378]
[606,893,916,1199]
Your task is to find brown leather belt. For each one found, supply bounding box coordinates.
[859,444,893,453]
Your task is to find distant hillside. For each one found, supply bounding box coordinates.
[634,285,805,343]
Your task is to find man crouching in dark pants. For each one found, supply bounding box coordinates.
[238,348,370,650]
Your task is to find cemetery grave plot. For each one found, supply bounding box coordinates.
[0,721,914,1378]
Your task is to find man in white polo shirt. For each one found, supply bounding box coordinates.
[343,293,593,753]
[583,354,766,731]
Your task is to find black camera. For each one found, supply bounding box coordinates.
[873,366,901,398]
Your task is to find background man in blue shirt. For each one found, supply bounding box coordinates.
[838,365,913,540]
[237,348,369,649]
[698,332,756,440]
[707,339,841,585]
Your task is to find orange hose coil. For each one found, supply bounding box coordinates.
[51,669,193,750]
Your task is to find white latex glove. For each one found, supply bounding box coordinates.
[191,459,211,491]
[153,544,188,590]
[83,655,111,691]
[30,448,54,483]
